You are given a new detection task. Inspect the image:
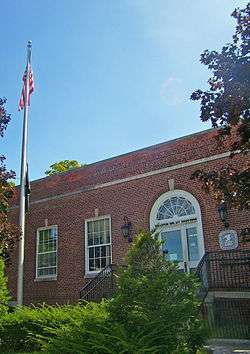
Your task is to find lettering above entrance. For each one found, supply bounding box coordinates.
[150,190,205,272]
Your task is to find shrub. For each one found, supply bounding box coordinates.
[108,231,206,353]
[0,257,10,317]
[35,301,112,354]
[40,232,205,354]
[0,302,107,353]
[42,317,191,354]
[0,232,206,353]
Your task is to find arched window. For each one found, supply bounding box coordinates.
[150,190,204,272]
[156,196,195,221]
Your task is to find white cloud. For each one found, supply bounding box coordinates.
[160,77,186,106]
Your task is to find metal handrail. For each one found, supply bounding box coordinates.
[80,263,116,301]
[195,252,209,302]
[195,252,207,276]
[195,249,250,301]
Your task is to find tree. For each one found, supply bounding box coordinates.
[191,4,249,210]
[108,232,205,353]
[0,98,20,262]
[45,160,86,176]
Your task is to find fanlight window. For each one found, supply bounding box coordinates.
[157,196,195,221]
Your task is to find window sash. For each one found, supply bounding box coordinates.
[87,218,110,246]
[36,226,58,279]
[37,266,57,278]
[85,217,111,274]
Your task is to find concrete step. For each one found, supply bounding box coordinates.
[205,339,250,354]
[205,291,250,301]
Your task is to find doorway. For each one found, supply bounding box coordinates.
[161,223,200,272]
[150,190,205,272]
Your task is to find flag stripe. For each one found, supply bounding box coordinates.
[18,65,34,111]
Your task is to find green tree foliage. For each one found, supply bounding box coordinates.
[0,232,205,353]
[0,302,107,353]
[108,232,205,353]
[0,257,10,316]
[0,98,20,261]
[45,159,86,176]
[191,4,250,210]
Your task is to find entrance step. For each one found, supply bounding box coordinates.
[205,339,250,354]
[205,291,250,301]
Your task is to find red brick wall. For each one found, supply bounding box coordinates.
[11,129,225,204]
[7,129,249,305]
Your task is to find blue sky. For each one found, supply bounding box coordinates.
[1,0,247,181]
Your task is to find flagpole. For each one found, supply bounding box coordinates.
[17,41,32,306]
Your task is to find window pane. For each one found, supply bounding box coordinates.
[99,231,104,244]
[37,227,57,278]
[186,227,199,261]
[88,222,93,234]
[48,267,56,275]
[95,247,100,258]
[43,229,49,242]
[101,258,107,268]
[86,219,111,272]
[101,246,106,257]
[89,259,94,271]
[48,240,56,252]
[105,219,109,231]
[161,230,183,262]
[38,243,44,253]
[88,233,93,246]
[94,233,99,245]
[95,258,100,270]
[39,232,44,243]
[106,245,111,257]
[38,254,46,267]
[99,220,104,233]
[105,230,110,244]
[48,252,56,266]
[94,221,99,233]
[89,247,94,258]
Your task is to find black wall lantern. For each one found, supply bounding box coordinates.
[121,217,132,242]
[218,201,229,228]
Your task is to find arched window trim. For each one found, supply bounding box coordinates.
[150,189,205,258]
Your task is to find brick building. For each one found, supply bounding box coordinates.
[8,128,249,305]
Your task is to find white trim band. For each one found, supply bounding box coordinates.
[11,151,231,208]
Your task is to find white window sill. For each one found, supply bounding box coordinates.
[34,276,57,282]
[84,272,99,279]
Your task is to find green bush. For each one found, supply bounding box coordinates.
[0,302,108,353]
[0,257,10,317]
[107,231,206,353]
[0,232,206,353]
[40,232,205,354]
[42,317,195,354]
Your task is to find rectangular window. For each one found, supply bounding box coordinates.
[36,226,58,279]
[85,217,111,274]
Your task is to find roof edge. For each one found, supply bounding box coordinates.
[29,127,216,185]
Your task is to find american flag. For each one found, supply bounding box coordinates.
[18,64,34,111]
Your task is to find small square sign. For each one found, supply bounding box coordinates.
[219,230,238,250]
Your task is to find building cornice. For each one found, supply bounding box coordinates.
[10,150,230,209]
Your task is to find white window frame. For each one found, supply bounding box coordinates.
[150,190,205,269]
[84,215,112,276]
[36,225,58,280]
